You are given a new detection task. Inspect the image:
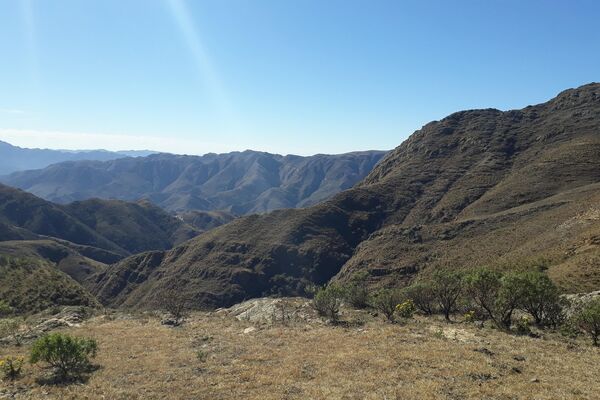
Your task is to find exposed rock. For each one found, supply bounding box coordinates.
[224,297,321,325]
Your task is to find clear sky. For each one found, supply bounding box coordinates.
[0,0,598,155]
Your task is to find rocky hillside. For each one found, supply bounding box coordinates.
[2,150,387,214]
[90,83,600,309]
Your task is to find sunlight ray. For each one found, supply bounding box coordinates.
[165,0,238,131]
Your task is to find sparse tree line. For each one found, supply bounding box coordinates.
[311,267,600,346]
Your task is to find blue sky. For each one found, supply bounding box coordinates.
[0,0,598,155]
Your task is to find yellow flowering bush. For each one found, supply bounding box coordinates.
[0,356,24,380]
[464,310,476,323]
[395,299,416,319]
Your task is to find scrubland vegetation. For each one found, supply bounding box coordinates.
[1,260,599,399]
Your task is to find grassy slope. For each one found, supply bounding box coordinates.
[1,306,599,399]
[0,256,98,314]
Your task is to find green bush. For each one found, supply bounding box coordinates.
[464,268,528,331]
[401,282,436,315]
[312,284,345,321]
[343,271,370,309]
[30,333,98,378]
[430,269,464,321]
[513,271,563,327]
[0,301,13,317]
[575,299,600,346]
[370,288,404,322]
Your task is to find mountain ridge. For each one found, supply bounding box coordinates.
[1,150,387,214]
[0,140,155,175]
[89,83,600,309]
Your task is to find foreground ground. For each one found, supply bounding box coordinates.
[1,299,599,400]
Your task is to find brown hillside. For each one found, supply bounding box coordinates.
[91,83,600,309]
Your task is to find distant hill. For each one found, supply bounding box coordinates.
[178,210,237,232]
[2,150,387,214]
[0,255,100,314]
[0,184,199,260]
[0,140,155,175]
[90,83,600,309]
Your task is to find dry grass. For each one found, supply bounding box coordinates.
[1,307,599,400]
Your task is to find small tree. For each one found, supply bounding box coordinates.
[312,284,345,322]
[494,272,526,330]
[575,299,600,346]
[402,282,436,315]
[464,268,503,324]
[370,288,404,322]
[430,269,463,321]
[464,268,526,331]
[163,289,191,326]
[30,333,97,379]
[516,271,562,327]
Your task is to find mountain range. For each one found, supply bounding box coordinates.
[88,83,600,309]
[1,150,387,215]
[0,140,154,175]
[1,83,599,314]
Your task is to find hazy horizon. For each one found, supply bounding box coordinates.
[1,1,599,155]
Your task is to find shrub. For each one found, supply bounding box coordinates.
[163,289,191,326]
[30,333,98,378]
[0,356,24,380]
[0,301,13,317]
[464,268,504,327]
[464,310,476,323]
[494,272,526,330]
[343,271,370,309]
[395,299,416,319]
[430,269,464,321]
[312,284,345,321]
[514,271,562,327]
[575,299,600,346]
[402,282,436,315]
[370,288,404,322]
[514,316,533,336]
[464,268,524,330]
[0,318,20,340]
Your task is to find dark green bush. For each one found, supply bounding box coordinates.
[30,333,98,379]
[312,284,345,321]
